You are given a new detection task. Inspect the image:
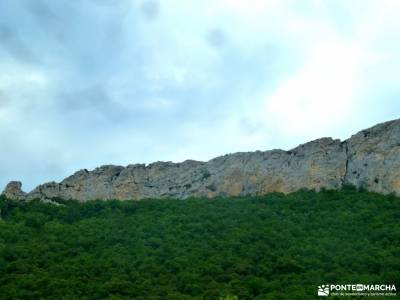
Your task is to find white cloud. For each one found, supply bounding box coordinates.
[0,63,49,91]
[262,40,363,136]
[217,0,282,17]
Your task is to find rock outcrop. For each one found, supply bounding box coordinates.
[2,119,400,201]
[2,181,27,200]
[344,119,400,195]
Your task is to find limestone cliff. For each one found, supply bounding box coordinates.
[344,119,400,194]
[2,119,400,201]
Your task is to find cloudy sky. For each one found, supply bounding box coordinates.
[1,0,399,191]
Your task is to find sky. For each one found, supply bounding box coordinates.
[0,0,399,192]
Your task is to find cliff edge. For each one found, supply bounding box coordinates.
[3,119,400,201]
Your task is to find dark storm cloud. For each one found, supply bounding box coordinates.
[57,85,133,126]
[0,0,256,131]
[60,86,114,112]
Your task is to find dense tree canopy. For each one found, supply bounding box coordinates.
[0,187,399,299]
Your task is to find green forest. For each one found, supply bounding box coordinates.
[0,187,399,299]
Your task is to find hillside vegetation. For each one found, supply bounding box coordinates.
[0,188,399,299]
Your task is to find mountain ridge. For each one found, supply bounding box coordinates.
[3,118,400,201]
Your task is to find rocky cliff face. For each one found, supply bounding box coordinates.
[344,119,400,195]
[2,181,27,200]
[3,119,400,201]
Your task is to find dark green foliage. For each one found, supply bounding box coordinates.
[0,189,399,299]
